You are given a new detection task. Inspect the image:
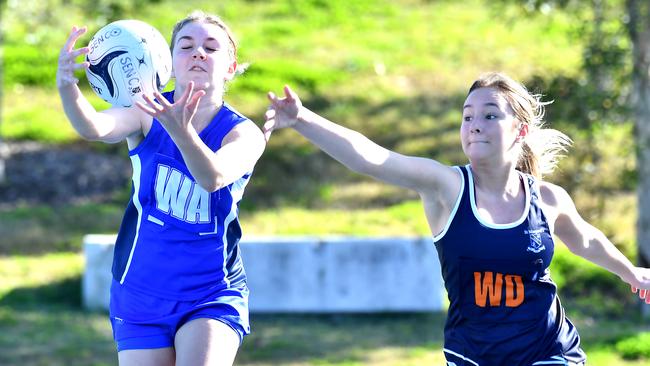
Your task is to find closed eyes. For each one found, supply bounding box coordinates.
[463,114,499,122]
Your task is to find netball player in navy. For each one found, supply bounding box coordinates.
[57,11,265,366]
[264,73,650,366]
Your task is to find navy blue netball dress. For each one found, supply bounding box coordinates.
[434,165,586,366]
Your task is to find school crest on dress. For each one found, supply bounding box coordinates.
[524,228,546,253]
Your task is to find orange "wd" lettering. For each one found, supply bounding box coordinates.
[504,274,525,307]
[474,272,524,308]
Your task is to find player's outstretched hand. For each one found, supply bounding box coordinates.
[264,85,303,141]
[57,26,89,89]
[136,81,205,136]
[629,266,650,304]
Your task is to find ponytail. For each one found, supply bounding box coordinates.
[468,72,571,178]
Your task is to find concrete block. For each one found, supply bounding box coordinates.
[82,235,445,312]
[82,234,117,311]
[241,236,445,312]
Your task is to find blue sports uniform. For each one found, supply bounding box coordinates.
[109,91,252,351]
[434,165,586,366]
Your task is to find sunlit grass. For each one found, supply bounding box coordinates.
[2,0,582,142]
[0,202,125,254]
[241,200,429,236]
[0,1,645,364]
[0,253,82,299]
[0,250,649,365]
[583,351,650,366]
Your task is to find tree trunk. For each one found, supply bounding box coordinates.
[627,0,650,316]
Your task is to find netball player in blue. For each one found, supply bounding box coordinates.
[56,11,265,366]
[264,73,650,366]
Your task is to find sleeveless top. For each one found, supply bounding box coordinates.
[433,165,585,365]
[112,91,251,300]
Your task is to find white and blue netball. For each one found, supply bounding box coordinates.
[85,20,172,107]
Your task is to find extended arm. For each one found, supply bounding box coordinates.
[264,86,457,194]
[547,183,650,302]
[57,26,146,143]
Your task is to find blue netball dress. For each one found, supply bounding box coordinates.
[112,91,250,300]
[433,165,586,366]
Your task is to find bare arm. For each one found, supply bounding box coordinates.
[137,84,265,192]
[264,86,458,195]
[57,26,146,143]
[174,120,265,192]
[545,182,650,300]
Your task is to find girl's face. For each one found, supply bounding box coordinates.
[172,21,236,92]
[460,87,524,164]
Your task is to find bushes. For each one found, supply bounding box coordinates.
[550,246,637,318]
[616,332,650,360]
[3,45,59,87]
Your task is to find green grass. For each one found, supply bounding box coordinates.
[0,190,637,255]
[0,252,649,365]
[241,199,430,236]
[2,0,582,142]
[0,202,125,254]
[1,1,647,364]
[0,198,432,255]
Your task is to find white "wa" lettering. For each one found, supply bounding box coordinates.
[155,165,210,223]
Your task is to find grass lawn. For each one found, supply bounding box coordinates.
[1,0,646,363]
[1,252,649,366]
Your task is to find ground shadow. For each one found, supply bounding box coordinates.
[0,276,82,309]
[0,275,117,366]
[239,312,447,364]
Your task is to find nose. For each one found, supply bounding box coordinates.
[470,119,481,133]
[192,48,207,60]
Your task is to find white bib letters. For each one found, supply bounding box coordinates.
[155,165,210,223]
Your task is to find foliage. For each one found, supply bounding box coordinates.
[3,46,59,87]
[496,0,631,125]
[1,86,109,142]
[550,246,638,318]
[551,123,636,206]
[495,0,635,193]
[616,332,650,360]
[2,0,600,209]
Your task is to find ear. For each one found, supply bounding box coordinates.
[224,60,237,81]
[516,123,528,142]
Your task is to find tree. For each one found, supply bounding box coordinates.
[0,0,6,183]
[627,0,650,315]
[501,0,649,314]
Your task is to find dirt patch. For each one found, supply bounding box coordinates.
[0,141,131,208]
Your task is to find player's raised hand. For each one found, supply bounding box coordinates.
[136,81,206,136]
[264,85,303,141]
[57,26,90,89]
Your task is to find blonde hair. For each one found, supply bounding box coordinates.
[171,10,247,75]
[468,72,572,179]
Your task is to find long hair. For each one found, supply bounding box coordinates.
[468,72,571,179]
